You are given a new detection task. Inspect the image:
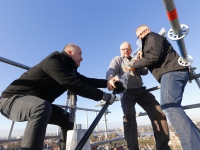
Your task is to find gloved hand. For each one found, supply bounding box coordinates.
[102,92,116,104]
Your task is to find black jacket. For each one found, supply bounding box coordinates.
[130,32,187,82]
[1,51,107,103]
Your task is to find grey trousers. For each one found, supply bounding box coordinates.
[0,95,74,150]
[121,87,170,150]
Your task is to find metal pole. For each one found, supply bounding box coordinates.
[7,121,15,139]
[74,118,76,130]
[95,112,99,131]
[0,56,31,70]
[85,111,88,129]
[162,0,200,88]
[75,102,111,150]
[146,86,161,92]
[57,127,60,136]
[162,0,181,34]
[162,0,188,60]
[103,113,108,139]
[190,70,200,88]
[137,103,200,117]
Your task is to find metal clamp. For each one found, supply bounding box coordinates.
[168,24,189,41]
[178,55,193,66]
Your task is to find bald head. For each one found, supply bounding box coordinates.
[63,43,83,67]
[63,43,81,53]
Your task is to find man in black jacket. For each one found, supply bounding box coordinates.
[0,43,115,150]
[129,25,200,150]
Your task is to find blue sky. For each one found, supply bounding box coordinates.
[0,1,200,137]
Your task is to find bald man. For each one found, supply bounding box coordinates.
[0,43,115,150]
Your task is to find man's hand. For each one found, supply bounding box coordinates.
[137,50,143,59]
[102,92,116,104]
[107,76,119,91]
[132,57,138,61]
[124,67,136,72]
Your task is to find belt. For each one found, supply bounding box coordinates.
[179,68,188,72]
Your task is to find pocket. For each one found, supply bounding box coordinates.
[0,98,12,119]
[0,95,24,120]
[1,110,11,119]
[175,70,188,79]
[0,98,9,110]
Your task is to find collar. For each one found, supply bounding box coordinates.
[61,50,70,57]
[122,56,132,61]
[61,51,77,69]
[141,32,152,48]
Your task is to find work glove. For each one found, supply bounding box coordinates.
[102,92,116,104]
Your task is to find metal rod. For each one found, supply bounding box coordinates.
[162,0,200,88]
[190,71,200,88]
[0,135,60,144]
[162,0,188,60]
[74,119,76,130]
[7,121,15,139]
[191,73,200,80]
[57,127,60,136]
[91,137,124,147]
[137,103,200,117]
[182,103,200,110]
[85,111,88,129]
[57,104,111,113]
[0,56,31,70]
[75,102,110,150]
[0,136,125,146]
[103,113,108,139]
[95,112,98,131]
[146,86,160,92]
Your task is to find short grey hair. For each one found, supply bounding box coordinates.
[136,24,149,33]
[120,41,132,50]
[62,43,80,53]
